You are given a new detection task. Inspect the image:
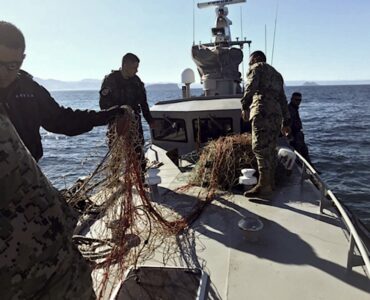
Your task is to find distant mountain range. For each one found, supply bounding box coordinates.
[286,80,370,86]
[34,77,180,91]
[34,77,370,91]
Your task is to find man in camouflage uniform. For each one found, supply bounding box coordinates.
[0,105,95,299]
[99,53,154,177]
[241,51,290,197]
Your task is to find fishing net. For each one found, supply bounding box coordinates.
[189,133,257,190]
[63,107,256,298]
[63,108,206,298]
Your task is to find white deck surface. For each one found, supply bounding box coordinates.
[143,145,370,300]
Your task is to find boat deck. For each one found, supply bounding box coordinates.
[142,145,370,300]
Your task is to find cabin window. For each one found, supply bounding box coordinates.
[193,117,233,143]
[152,118,187,142]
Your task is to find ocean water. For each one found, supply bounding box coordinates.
[39,86,370,227]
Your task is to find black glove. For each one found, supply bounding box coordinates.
[93,105,126,126]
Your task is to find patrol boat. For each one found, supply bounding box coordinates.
[82,1,370,298]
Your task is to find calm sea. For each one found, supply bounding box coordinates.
[39,86,370,228]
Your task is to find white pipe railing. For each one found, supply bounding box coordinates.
[294,150,370,276]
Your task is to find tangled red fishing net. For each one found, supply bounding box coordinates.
[65,107,256,298]
[189,133,257,190]
[66,108,201,298]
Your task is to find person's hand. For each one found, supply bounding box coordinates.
[115,105,134,117]
[241,109,250,122]
[281,126,291,137]
[103,105,126,122]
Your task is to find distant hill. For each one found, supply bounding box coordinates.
[146,83,179,91]
[303,81,319,86]
[34,77,370,91]
[34,78,180,91]
[34,78,101,91]
[286,80,370,86]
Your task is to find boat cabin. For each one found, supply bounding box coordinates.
[150,96,250,155]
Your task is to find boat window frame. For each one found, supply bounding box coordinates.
[151,117,188,143]
[192,117,234,143]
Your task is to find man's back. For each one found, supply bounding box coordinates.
[0,105,94,299]
[246,62,287,120]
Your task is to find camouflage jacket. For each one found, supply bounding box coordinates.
[0,105,89,299]
[99,71,153,124]
[0,70,114,161]
[241,62,290,126]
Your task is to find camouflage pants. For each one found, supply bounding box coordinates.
[33,245,95,300]
[251,114,281,177]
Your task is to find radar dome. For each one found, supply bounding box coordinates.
[181,68,195,84]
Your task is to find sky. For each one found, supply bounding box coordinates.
[2,0,370,83]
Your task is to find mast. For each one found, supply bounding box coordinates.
[197,0,251,48]
[192,0,252,96]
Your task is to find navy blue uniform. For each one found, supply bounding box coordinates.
[0,70,116,161]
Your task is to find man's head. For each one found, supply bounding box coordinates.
[290,92,302,108]
[249,50,266,66]
[121,53,140,79]
[0,21,26,88]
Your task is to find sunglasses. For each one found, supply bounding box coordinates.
[0,60,22,71]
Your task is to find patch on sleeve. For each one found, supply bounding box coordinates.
[100,87,111,96]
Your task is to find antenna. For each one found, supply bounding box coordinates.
[271,1,279,65]
[240,6,245,90]
[193,0,196,45]
[265,24,267,56]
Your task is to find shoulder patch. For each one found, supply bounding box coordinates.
[100,87,111,96]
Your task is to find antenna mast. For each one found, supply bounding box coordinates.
[240,6,245,91]
[265,24,267,56]
[271,1,279,65]
[197,0,247,44]
[193,0,196,45]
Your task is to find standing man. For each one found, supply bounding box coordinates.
[100,53,154,178]
[241,50,290,197]
[0,21,125,162]
[0,106,95,299]
[288,92,313,164]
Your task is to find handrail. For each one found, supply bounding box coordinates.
[294,150,370,276]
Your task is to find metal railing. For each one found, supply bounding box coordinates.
[294,150,370,277]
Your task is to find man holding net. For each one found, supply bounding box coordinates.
[100,53,154,181]
[0,21,126,163]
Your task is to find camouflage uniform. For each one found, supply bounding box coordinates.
[241,62,290,184]
[0,105,95,299]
